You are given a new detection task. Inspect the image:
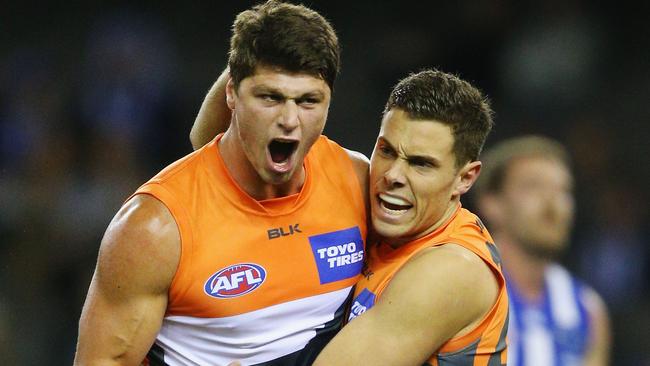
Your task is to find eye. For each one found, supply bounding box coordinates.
[296,97,321,107]
[377,144,395,157]
[259,93,282,102]
[409,158,435,169]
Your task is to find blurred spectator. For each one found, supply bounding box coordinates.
[0,44,77,365]
[79,9,181,171]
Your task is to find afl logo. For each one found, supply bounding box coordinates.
[204,263,267,299]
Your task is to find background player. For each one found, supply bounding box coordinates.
[473,135,611,366]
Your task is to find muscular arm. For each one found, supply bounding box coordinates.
[583,288,611,366]
[190,67,233,150]
[74,195,180,366]
[313,244,499,366]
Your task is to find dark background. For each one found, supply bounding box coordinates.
[1,1,649,364]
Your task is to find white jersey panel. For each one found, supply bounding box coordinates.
[156,287,352,366]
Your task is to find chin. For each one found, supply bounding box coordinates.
[259,167,294,184]
[372,219,409,243]
[521,240,567,261]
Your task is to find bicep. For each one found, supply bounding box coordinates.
[75,195,180,365]
[314,245,499,366]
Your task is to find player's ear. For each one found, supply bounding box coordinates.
[225,78,236,110]
[453,160,481,197]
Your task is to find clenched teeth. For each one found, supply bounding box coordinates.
[379,194,411,206]
[378,193,413,212]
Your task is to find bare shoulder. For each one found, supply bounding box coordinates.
[408,244,496,279]
[344,148,370,175]
[582,285,609,321]
[582,285,611,366]
[97,194,181,295]
[75,194,181,364]
[344,148,369,198]
[384,243,499,332]
[344,148,370,166]
[581,284,610,340]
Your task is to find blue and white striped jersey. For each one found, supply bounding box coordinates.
[507,264,593,366]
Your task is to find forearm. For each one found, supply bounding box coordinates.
[74,291,164,366]
[190,67,232,149]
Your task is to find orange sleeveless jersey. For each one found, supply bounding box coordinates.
[349,205,508,366]
[133,135,367,365]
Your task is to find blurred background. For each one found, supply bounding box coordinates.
[1,1,648,364]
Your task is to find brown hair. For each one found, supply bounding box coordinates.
[474,135,571,196]
[384,69,494,167]
[228,0,340,90]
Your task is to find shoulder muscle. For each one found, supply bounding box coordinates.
[75,194,180,365]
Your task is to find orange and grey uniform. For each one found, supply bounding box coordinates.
[349,206,508,366]
[134,135,367,365]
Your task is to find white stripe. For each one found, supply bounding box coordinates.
[546,264,580,329]
[156,287,352,366]
[522,309,554,366]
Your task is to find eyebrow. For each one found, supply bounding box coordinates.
[378,136,441,166]
[251,85,325,99]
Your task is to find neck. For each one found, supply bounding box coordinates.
[219,128,305,200]
[494,232,549,302]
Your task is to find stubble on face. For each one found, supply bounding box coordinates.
[501,157,575,260]
[223,65,331,199]
[370,109,463,247]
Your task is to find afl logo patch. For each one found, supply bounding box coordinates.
[204,263,267,298]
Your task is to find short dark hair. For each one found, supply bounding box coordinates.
[384,69,494,167]
[228,0,340,90]
[474,135,571,196]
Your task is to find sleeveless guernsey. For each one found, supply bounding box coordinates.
[507,264,592,366]
[349,206,508,366]
[134,135,367,365]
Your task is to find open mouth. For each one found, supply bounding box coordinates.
[378,193,413,213]
[268,139,298,164]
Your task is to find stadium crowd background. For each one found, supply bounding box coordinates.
[1,1,648,364]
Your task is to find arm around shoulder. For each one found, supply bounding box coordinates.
[74,194,180,366]
[314,244,499,366]
[190,67,233,150]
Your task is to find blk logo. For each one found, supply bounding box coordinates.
[267,223,302,240]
